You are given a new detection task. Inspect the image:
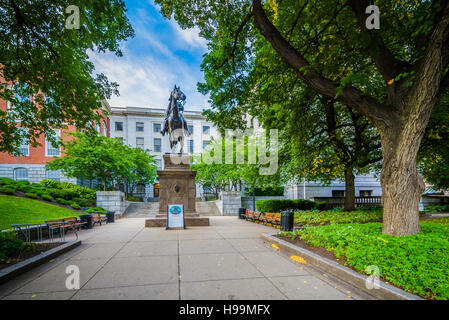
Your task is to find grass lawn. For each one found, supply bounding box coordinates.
[294,209,383,226]
[282,220,449,300]
[0,195,81,231]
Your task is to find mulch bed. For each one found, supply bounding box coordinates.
[0,242,63,270]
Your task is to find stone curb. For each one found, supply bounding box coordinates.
[262,234,423,300]
[0,240,81,285]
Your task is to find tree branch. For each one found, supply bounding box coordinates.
[215,12,253,70]
[347,0,409,82]
[251,0,390,127]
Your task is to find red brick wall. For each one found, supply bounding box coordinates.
[0,96,109,165]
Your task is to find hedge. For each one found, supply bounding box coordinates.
[255,199,326,212]
[39,179,96,199]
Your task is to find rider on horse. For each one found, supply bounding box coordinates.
[161,85,186,136]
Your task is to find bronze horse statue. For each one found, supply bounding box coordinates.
[161,85,189,153]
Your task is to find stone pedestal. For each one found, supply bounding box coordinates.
[146,154,209,227]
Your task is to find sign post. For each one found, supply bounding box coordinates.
[166,204,185,229]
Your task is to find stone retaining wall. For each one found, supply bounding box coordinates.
[96,191,126,215]
[220,191,241,216]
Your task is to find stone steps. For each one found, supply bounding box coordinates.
[196,201,221,216]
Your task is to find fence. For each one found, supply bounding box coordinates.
[311,196,382,209]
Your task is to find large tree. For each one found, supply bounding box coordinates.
[0,0,134,153]
[156,0,449,236]
[258,86,382,211]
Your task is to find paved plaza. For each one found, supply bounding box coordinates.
[0,217,373,300]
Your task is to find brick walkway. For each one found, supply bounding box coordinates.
[0,217,373,300]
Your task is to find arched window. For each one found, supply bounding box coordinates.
[14,168,28,181]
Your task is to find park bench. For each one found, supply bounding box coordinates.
[264,213,281,228]
[63,217,87,231]
[92,213,107,226]
[252,211,262,223]
[45,218,83,241]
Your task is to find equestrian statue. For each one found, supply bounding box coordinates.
[161,85,189,153]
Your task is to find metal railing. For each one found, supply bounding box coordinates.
[312,196,382,209]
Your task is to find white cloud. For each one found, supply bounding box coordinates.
[89,49,209,111]
[171,23,208,49]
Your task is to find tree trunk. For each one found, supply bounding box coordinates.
[380,118,427,236]
[344,168,355,211]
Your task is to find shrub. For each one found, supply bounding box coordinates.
[94,206,106,213]
[25,192,39,199]
[72,197,91,207]
[70,203,81,210]
[0,186,17,195]
[86,208,95,213]
[0,231,25,260]
[41,194,54,201]
[245,186,285,196]
[47,188,76,201]
[16,183,32,193]
[256,199,319,212]
[0,177,15,186]
[425,205,449,213]
[294,209,383,226]
[55,198,69,205]
[39,179,96,199]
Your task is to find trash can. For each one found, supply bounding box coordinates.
[105,211,115,223]
[238,208,247,219]
[79,214,93,229]
[280,210,294,231]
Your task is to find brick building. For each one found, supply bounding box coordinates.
[0,94,111,183]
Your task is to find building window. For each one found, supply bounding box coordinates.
[153,123,161,133]
[102,124,107,136]
[136,137,144,150]
[46,170,60,181]
[189,139,194,153]
[95,122,100,133]
[154,138,162,152]
[14,168,28,181]
[136,122,144,132]
[332,190,345,197]
[359,190,373,197]
[203,125,210,135]
[202,140,209,149]
[188,125,193,134]
[46,129,61,157]
[15,128,29,156]
[115,121,123,131]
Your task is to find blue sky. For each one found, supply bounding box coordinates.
[89,0,209,111]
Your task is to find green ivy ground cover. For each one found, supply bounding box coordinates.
[294,209,383,226]
[282,222,449,299]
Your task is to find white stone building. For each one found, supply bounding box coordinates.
[283,174,382,200]
[108,106,220,201]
